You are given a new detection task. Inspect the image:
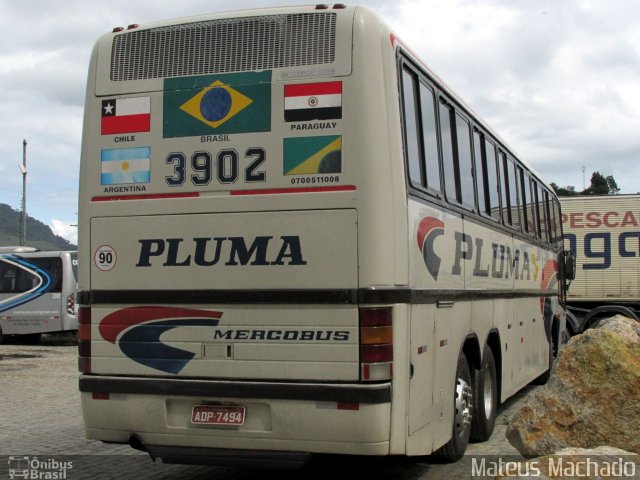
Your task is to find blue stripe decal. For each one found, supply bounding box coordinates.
[0,255,52,313]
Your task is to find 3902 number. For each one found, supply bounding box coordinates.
[166,148,266,187]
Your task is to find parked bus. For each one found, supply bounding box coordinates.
[0,247,78,343]
[78,5,572,465]
[561,194,640,333]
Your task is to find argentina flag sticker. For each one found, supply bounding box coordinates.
[101,146,151,185]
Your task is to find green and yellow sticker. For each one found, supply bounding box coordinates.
[284,135,342,175]
[163,71,271,137]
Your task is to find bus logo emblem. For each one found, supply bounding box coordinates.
[99,306,223,374]
[417,217,445,281]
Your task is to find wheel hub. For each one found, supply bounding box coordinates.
[455,377,473,436]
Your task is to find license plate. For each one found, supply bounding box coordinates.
[191,405,245,426]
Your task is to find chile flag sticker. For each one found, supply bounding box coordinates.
[101,97,151,135]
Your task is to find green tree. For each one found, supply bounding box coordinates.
[583,171,620,195]
[605,175,620,195]
[551,172,620,197]
[550,182,577,197]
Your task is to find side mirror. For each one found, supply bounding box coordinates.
[563,250,576,281]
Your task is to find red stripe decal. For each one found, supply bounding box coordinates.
[92,185,355,201]
[99,306,222,344]
[231,185,356,196]
[92,192,199,202]
[284,81,342,97]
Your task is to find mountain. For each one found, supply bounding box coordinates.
[0,203,76,251]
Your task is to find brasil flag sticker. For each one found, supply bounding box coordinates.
[284,135,342,175]
[163,71,271,137]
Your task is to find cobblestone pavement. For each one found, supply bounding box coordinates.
[0,336,532,480]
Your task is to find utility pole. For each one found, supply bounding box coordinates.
[582,166,586,191]
[19,139,27,246]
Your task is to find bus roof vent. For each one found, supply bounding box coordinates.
[110,13,337,81]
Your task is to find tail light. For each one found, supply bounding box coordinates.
[359,307,393,381]
[78,306,91,373]
[66,294,75,315]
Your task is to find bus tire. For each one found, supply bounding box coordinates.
[21,333,42,345]
[0,325,5,344]
[433,352,473,462]
[470,346,497,442]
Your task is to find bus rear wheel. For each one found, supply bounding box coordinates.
[433,352,473,462]
[0,325,5,344]
[471,345,497,442]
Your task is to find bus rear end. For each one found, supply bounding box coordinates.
[78,6,399,463]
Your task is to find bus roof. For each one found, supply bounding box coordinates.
[0,246,40,253]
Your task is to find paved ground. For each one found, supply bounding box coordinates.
[0,335,532,480]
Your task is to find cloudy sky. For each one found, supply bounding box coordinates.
[1,0,639,244]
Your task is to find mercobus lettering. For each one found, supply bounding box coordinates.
[213,329,350,341]
[136,236,307,267]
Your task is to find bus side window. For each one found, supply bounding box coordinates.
[509,158,522,230]
[455,113,474,210]
[474,134,502,222]
[29,258,63,293]
[401,68,422,188]
[473,131,487,215]
[518,167,528,234]
[535,184,550,243]
[0,262,17,293]
[419,82,441,193]
[439,100,457,203]
[499,151,511,226]
[519,167,538,237]
[552,196,563,245]
[544,190,554,244]
[485,140,501,222]
[528,178,538,237]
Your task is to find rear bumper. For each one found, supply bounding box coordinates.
[79,375,391,403]
[80,375,392,456]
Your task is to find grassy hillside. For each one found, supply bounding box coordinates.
[0,203,76,251]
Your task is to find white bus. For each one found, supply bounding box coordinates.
[78,5,572,465]
[0,247,78,343]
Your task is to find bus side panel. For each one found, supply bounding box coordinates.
[407,200,464,452]
[0,294,63,335]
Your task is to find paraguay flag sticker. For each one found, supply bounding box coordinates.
[284,81,342,122]
[101,147,151,185]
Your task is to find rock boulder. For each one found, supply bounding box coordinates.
[496,446,639,480]
[506,315,640,457]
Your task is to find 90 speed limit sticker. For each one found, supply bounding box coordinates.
[94,245,117,271]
